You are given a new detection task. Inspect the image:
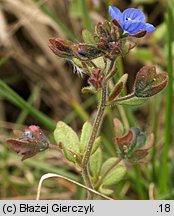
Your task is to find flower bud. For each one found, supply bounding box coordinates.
[88,68,104,90]
[7,125,49,161]
[48,38,74,58]
[71,44,103,61]
[114,119,154,163]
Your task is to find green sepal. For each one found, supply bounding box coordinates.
[81,86,97,94]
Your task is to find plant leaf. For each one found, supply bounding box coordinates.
[108,82,123,101]
[54,121,80,162]
[100,157,126,187]
[80,121,92,154]
[98,185,114,195]
[89,148,103,183]
[134,66,168,97]
[108,74,128,101]
[116,96,148,106]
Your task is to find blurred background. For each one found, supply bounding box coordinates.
[0,0,173,200]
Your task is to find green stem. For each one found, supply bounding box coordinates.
[95,157,122,189]
[82,83,108,199]
[81,166,94,199]
[82,85,107,166]
[81,59,115,199]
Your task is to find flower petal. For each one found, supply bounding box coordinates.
[122,8,145,22]
[109,6,123,25]
[145,23,155,32]
[123,20,146,34]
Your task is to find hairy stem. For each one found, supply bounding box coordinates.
[81,167,94,199]
[82,84,107,199]
[95,157,122,189]
[81,59,115,199]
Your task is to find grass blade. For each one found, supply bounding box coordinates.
[0,80,56,130]
[80,0,92,31]
[159,2,173,193]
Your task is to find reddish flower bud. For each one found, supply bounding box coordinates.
[95,22,109,37]
[108,41,122,55]
[48,38,74,58]
[113,118,154,163]
[88,68,104,90]
[7,125,49,161]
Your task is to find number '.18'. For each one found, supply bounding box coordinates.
[158,204,170,213]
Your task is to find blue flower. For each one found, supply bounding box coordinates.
[109,6,155,34]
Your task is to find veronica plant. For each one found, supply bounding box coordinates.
[7,6,168,200]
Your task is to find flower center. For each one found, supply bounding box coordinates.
[126,17,132,21]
